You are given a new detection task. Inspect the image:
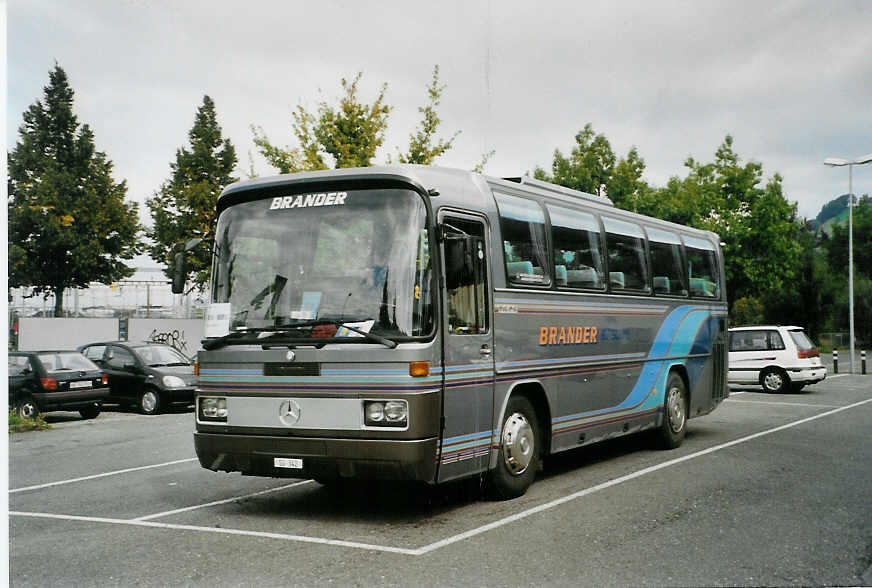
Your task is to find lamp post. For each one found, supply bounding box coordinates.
[824,153,872,374]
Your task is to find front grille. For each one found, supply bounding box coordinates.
[263,362,321,377]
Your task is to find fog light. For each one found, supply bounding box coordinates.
[199,397,227,422]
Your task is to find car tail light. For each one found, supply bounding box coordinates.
[40,377,58,391]
[101,373,108,385]
[798,349,819,359]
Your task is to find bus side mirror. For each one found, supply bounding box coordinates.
[171,251,187,294]
[171,237,204,294]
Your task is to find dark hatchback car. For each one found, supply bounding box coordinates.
[78,341,196,415]
[8,351,108,419]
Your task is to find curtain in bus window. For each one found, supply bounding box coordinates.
[683,235,721,299]
[602,217,649,293]
[646,226,687,296]
[494,193,551,287]
[546,204,605,290]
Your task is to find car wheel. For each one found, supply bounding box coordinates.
[760,368,790,393]
[79,404,101,419]
[655,372,688,449]
[139,388,162,415]
[487,395,540,500]
[16,395,39,420]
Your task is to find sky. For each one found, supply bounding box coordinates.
[6,0,872,249]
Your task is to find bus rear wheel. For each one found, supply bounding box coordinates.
[656,372,687,449]
[487,395,540,500]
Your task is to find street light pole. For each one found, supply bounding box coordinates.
[824,153,872,374]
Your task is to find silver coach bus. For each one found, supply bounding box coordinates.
[178,165,728,499]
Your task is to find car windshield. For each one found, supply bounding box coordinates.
[210,188,433,339]
[37,352,99,372]
[134,345,191,366]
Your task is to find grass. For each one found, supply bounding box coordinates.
[8,409,51,433]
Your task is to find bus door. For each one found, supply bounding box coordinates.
[437,212,494,482]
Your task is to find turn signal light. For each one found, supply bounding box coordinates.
[194,361,200,376]
[409,361,430,377]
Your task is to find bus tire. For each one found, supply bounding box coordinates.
[656,372,687,449]
[760,367,789,394]
[488,395,540,500]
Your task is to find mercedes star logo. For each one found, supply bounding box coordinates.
[279,400,302,425]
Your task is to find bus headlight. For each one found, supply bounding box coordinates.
[199,397,228,422]
[364,400,407,427]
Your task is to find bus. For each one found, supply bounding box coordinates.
[176,165,728,499]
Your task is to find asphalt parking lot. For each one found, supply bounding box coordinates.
[9,375,872,587]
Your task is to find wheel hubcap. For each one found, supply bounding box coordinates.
[142,392,157,413]
[666,386,685,434]
[20,402,37,419]
[763,372,783,390]
[501,412,535,476]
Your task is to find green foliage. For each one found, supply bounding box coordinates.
[395,66,459,165]
[7,65,142,316]
[731,296,765,325]
[253,72,392,172]
[8,410,51,433]
[533,123,616,198]
[146,96,238,290]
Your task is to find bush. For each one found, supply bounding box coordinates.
[8,409,51,433]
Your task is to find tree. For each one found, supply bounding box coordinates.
[252,72,392,172]
[8,64,142,316]
[605,146,648,209]
[394,65,459,165]
[146,96,237,290]
[533,123,616,198]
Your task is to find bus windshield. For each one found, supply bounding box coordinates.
[211,188,433,339]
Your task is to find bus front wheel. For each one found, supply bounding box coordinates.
[656,372,687,449]
[488,395,540,500]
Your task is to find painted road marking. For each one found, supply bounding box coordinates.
[725,399,843,408]
[135,480,314,521]
[9,458,199,494]
[11,397,872,556]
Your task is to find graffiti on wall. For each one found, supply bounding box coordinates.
[148,328,188,354]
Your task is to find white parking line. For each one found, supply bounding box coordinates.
[9,511,420,556]
[726,399,843,408]
[9,458,199,494]
[11,396,872,556]
[135,480,314,521]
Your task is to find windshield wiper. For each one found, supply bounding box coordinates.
[273,317,398,349]
[202,326,282,350]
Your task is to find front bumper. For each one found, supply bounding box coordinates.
[165,387,196,405]
[194,431,439,482]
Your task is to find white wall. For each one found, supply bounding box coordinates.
[18,318,119,351]
[128,318,204,356]
[16,318,205,355]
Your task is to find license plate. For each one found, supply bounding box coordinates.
[274,457,303,469]
[69,381,92,389]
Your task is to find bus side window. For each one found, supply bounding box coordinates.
[683,235,721,299]
[494,192,550,287]
[443,217,488,335]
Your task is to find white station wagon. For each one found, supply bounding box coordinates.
[728,326,827,393]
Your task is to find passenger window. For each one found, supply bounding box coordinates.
[107,347,135,369]
[8,356,31,376]
[443,217,488,335]
[603,217,649,293]
[83,345,106,361]
[646,227,687,296]
[683,236,721,299]
[547,205,605,290]
[494,192,550,287]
